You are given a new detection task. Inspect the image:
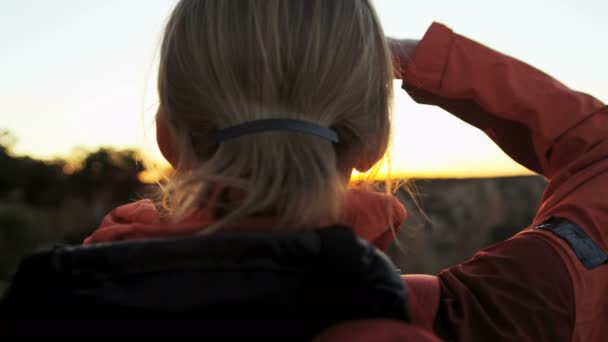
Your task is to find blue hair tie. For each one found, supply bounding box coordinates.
[213,119,339,143]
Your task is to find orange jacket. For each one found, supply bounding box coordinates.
[85,188,407,251]
[399,23,608,341]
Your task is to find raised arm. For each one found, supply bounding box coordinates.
[397,22,608,232]
[392,23,608,341]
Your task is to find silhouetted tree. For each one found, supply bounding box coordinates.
[0,131,66,206]
[68,148,146,204]
[0,132,147,207]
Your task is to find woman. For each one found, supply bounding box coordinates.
[88,2,608,340]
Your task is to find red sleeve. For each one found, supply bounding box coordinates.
[402,23,608,242]
[398,22,608,341]
[435,233,574,341]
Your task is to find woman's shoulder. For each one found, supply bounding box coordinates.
[83,199,160,244]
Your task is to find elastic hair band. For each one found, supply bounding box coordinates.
[213,119,339,143]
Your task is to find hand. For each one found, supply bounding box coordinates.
[387,38,419,79]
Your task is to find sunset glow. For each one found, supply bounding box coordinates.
[1,0,605,179]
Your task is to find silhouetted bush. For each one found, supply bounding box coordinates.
[0,134,149,286]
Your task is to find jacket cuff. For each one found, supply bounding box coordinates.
[403,22,454,93]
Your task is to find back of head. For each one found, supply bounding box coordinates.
[157,0,393,230]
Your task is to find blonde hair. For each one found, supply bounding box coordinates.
[157,0,394,232]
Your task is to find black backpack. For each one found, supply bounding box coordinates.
[0,225,408,340]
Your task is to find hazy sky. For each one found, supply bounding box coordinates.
[1,0,606,177]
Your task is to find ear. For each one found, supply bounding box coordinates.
[352,139,385,173]
[156,109,179,168]
[337,145,375,174]
[350,146,377,173]
[354,157,375,173]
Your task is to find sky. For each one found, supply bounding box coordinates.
[1,0,606,178]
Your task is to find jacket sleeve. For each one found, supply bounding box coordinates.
[402,22,608,245]
[400,22,608,341]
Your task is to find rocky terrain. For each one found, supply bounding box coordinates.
[0,141,547,292]
[388,176,546,274]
